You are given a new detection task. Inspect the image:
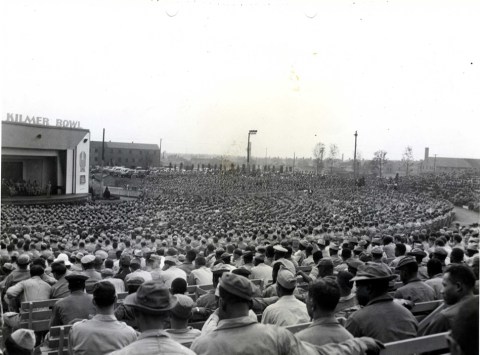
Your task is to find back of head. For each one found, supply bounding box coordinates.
[337,271,354,291]
[93,281,116,308]
[427,258,443,278]
[30,264,44,277]
[171,278,187,295]
[308,277,341,312]
[50,262,67,277]
[186,250,196,262]
[450,248,464,264]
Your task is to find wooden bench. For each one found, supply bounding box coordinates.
[411,300,444,322]
[20,299,59,332]
[380,331,449,355]
[42,325,72,355]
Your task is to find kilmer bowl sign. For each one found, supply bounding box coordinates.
[5,113,81,128]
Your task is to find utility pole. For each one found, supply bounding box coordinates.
[159,138,162,167]
[247,130,257,172]
[100,128,105,196]
[293,152,296,173]
[353,130,358,182]
[434,154,437,174]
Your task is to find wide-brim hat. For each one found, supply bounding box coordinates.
[123,280,177,313]
[351,263,398,282]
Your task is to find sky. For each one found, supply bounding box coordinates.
[1,0,479,161]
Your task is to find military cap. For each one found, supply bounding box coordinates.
[346,259,364,270]
[219,272,253,301]
[351,263,397,282]
[81,255,95,264]
[407,248,427,258]
[329,243,339,251]
[395,256,417,270]
[273,245,288,253]
[65,272,89,281]
[276,268,297,290]
[433,247,448,256]
[211,263,231,274]
[17,254,31,265]
[371,246,384,255]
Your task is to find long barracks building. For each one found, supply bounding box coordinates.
[89,141,161,168]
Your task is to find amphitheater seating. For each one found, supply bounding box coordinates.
[41,325,72,355]
[20,299,59,332]
[380,331,449,355]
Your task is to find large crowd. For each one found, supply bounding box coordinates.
[0,171,479,355]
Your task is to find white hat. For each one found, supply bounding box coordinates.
[54,253,72,266]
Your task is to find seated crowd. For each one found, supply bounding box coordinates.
[0,172,479,355]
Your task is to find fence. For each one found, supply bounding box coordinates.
[106,186,142,198]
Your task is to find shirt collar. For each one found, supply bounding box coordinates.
[311,316,339,326]
[216,316,257,331]
[367,293,393,306]
[139,329,171,340]
[92,314,117,322]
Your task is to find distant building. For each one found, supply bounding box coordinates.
[90,141,160,168]
[421,147,480,173]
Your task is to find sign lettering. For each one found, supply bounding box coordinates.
[5,113,81,128]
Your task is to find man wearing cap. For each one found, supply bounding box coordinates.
[407,247,429,279]
[261,267,310,326]
[329,244,343,267]
[81,254,102,294]
[297,277,354,346]
[50,272,96,327]
[110,280,195,355]
[273,245,296,273]
[394,256,435,303]
[2,254,31,292]
[345,263,418,342]
[166,294,202,344]
[69,282,137,355]
[195,263,230,316]
[153,255,187,288]
[191,273,383,355]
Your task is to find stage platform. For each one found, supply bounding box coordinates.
[1,193,90,205]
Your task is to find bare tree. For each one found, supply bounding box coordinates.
[313,142,325,174]
[372,150,388,178]
[402,146,414,176]
[327,144,339,173]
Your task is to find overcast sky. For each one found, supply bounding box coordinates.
[2,0,479,160]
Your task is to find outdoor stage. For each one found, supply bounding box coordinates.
[1,193,90,205]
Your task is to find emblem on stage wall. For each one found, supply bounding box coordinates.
[80,151,86,172]
[80,175,86,185]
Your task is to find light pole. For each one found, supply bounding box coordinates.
[247,130,257,171]
[353,130,358,181]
